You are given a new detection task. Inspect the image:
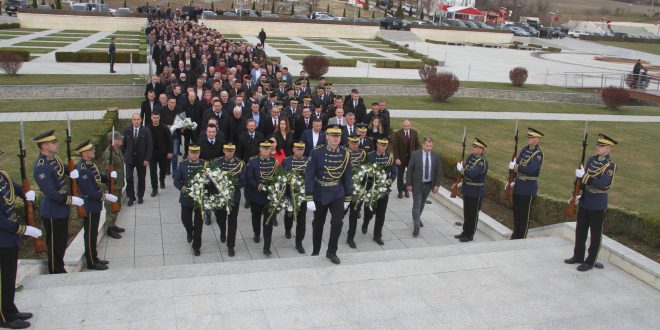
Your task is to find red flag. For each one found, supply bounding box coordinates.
[356,0,366,8]
[554,15,559,22]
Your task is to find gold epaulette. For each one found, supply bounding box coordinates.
[314,144,325,150]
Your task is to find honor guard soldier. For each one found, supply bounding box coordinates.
[0,147,39,329]
[75,140,118,271]
[509,128,544,239]
[214,143,246,257]
[102,130,125,239]
[246,141,278,255]
[356,124,374,153]
[33,130,85,274]
[565,134,617,272]
[282,141,309,254]
[305,126,353,264]
[173,145,206,256]
[361,139,397,246]
[455,138,489,242]
[345,135,367,249]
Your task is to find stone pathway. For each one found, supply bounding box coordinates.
[32,31,115,63]
[1,109,659,123]
[289,37,350,59]
[0,29,57,47]
[92,171,480,268]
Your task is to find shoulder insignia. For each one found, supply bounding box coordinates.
[314,144,324,150]
[250,155,258,160]
[607,169,614,176]
[536,155,542,160]
[38,158,45,166]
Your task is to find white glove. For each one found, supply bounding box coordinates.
[105,193,118,202]
[71,196,85,206]
[25,190,36,202]
[575,165,585,178]
[575,195,582,201]
[456,162,463,172]
[69,169,79,179]
[509,181,515,188]
[110,171,118,179]
[24,226,42,238]
[508,160,517,170]
[457,182,463,188]
[306,201,316,211]
[344,202,350,210]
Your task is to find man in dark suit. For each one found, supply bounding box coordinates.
[262,104,282,138]
[121,113,153,206]
[343,89,367,123]
[141,90,157,127]
[311,104,328,126]
[237,119,265,162]
[152,40,164,74]
[392,119,421,199]
[300,119,326,157]
[199,124,225,162]
[406,137,442,236]
[148,111,173,197]
[201,99,228,134]
[145,75,165,99]
[294,107,314,141]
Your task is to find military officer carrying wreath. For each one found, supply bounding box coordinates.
[305,126,352,264]
[361,138,397,246]
[509,128,545,240]
[565,134,617,272]
[345,135,366,249]
[173,145,206,256]
[282,141,309,254]
[214,143,245,257]
[246,141,278,255]
[455,138,489,243]
[75,140,118,271]
[33,130,85,274]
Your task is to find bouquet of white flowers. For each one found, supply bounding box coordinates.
[356,163,393,210]
[288,171,306,222]
[185,164,236,213]
[170,117,198,134]
[351,163,371,206]
[262,167,292,224]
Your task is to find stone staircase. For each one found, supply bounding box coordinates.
[15,236,660,329]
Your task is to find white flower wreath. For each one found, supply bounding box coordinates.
[185,164,236,213]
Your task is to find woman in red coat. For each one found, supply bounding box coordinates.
[268,137,286,166]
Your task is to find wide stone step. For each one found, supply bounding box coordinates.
[20,236,569,290]
[14,236,660,329]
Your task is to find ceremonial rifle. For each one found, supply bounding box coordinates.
[450,126,467,198]
[18,121,47,253]
[503,119,519,201]
[567,121,588,217]
[66,114,87,218]
[108,126,121,213]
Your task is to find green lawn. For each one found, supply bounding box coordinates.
[0,98,141,113]
[100,38,141,44]
[363,95,660,116]
[60,29,98,33]
[0,74,141,85]
[0,31,32,35]
[32,36,83,42]
[595,40,660,56]
[338,51,385,58]
[277,49,323,55]
[323,46,361,51]
[355,57,384,63]
[411,119,660,218]
[48,33,92,38]
[0,35,15,39]
[114,30,142,35]
[13,41,70,47]
[88,43,140,50]
[1,47,56,54]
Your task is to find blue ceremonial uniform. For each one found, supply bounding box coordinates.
[346,148,367,244]
[461,154,488,198]
[214,156,246,250]
[0,171,26,248]
[362,151,397,243]
[305,145,353,205]
[33,153,72,219]
[246,155,277,250]
[282,155,310,249]
[579,155,616,211]
[173,159,207,208]
[513,145,544,196]
[76,160,108,213]
[459,153,488,239]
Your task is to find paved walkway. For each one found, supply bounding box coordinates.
[1,109,659,123]
[33,31,114,63]
[0,29,57,47]
[90,171,482,269]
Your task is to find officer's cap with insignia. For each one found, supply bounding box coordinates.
[33,130,57,144]
[356,123,368,132]
[596,133,618,146]
[259,141,272,148]
[472,138,488,149]
[270,91,278,98]
[278,80,286,85]
[189,145,201,152]
[527,127,544,138]
[293,141,305,149]
[326,125,343,136]
[347,136,360,144]
[75,140,95,153]
[303,96,312,101]
[223,143,236,151]
[377,138,389,146]
[275,101,284,108]
[295,81,301,86]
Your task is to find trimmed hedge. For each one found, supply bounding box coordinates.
[425,39,448,45]
[0,23,20,30]
[55,51,147,63]
[376,36,439,65]
[374,60,425,69]
[0,49,30,62]
[328,58,357,67]
[438,152,660,248]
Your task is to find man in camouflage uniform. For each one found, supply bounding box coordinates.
[101,130,126,239]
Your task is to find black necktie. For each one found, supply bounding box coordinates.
[424,153,430,182]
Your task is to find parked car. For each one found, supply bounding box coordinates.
[444,19,467,28]
[70,3,88,11]
[463,20,480,29]
[5,0,28,16]
[310,12,336,20]
[222,11,238,16]
[551,27,566,38]
[472,21,494,29]
[380,16,406,30]
[87,3,109,12]
[114,7,132,16]
[289,15,310,20]
[201,11,216,19]
[568,29,589,38]
[260,12,279,18]
[37,4,52,9]
[506,26,530,37]
[514,24,540,37]
[409,20,433,26]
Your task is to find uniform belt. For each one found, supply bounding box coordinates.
[316,179,339,187]
[586,186,608,194]
[464,181,484,186]
[517,175,538,181]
